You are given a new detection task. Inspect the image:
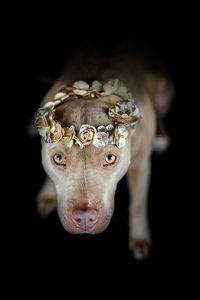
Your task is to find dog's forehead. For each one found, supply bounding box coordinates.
[55,98,111,129]
[44,138,120,158]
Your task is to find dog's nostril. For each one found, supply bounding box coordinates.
[72,209,98,228]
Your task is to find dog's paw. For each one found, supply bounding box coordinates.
[36,197,57,218]
[129,237,152,260]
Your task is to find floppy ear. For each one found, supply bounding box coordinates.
[145,73,175,117]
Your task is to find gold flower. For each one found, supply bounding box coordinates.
[60,125,76,147]
[108,101,141,126]
[50,121,64,143]
[36,120,51,143]
[79,124,97,146]
[34,109,51,142]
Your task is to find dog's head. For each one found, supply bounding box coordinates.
[41,98,132,234]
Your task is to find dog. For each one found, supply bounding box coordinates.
[35,44,174,260]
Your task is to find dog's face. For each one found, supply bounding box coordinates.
[39,98,132,234]
[41,136,131,234]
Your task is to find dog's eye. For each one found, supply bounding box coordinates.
[53,154,64,165]
[104,154,117,166]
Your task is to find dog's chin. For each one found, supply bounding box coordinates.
[66,224,109,235]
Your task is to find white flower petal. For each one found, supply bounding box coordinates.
[73,90,89,96]
[73,81,89,95]
[115,106,120,112]
[121,113,129,119]
[117,137,126,148]
[73,80,89,90]
[67,139,74,148]
[50,120,56,133]
[103,78,119,95]
[91,80,102,92]
[131,105,141,118]
[106,124,114,131]
[69,125,76,135]
[115,85,129,98]
[97,125,106,132]
[54,92,67,100]
[114,125,128,148]
[123,129,128,138]
[117,125,127,134]
[43,100,61,109]
[108,133,114,143]
[118,101,132,111]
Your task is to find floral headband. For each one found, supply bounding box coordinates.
[34,79,142,149]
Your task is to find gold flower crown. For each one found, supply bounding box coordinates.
[34,79,142,149]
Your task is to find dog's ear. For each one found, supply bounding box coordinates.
[145,73,175,117]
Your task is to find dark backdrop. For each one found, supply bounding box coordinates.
[5,4,194,296]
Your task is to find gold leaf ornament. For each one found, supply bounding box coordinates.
[60,125,76,147]
[50,121,64,143]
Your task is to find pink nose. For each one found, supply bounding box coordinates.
[72,209,98,230]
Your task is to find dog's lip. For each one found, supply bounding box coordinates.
[67,225,106,235]
[70,229,99,235]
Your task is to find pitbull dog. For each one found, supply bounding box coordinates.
[35,44,174,259]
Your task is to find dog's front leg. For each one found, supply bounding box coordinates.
[36,177,57,217]
[127,159,152,260]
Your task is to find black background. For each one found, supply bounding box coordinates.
[4,3,195,296]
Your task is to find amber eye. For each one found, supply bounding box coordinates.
[53,154,64,165]
[105,154,116,165]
